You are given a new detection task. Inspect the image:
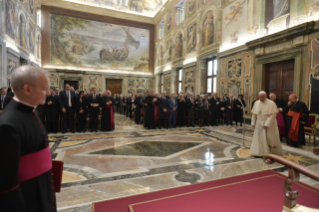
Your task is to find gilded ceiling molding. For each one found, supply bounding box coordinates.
[41,0,155,24]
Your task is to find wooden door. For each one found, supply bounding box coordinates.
[64,80,79,90]
[265,59,294,103]
[105,79,122,94]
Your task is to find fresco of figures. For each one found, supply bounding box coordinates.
[50,14,150,72]
[155,0,319,68]
[186,22,196,54]
[61,0,167,17]
[202,10,214,47]
[1,0,40,59]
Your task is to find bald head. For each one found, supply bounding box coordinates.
[269,93,276,101]
[11,65,49,105]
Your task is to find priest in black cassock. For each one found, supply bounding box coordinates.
[285,94,309,147]
[0,66,57,212]
[145,90,156,129]
[134,93,142,124]
[100,90,115,131]
[46,88,59,134]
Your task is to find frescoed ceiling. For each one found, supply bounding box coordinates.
[56,0,168,17]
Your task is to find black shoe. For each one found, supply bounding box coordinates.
[62,131,66,134]
[240,124,242,127]
[158,127,161,129]
[90,130,93,132]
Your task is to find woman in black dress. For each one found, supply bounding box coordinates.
[235,94,246,126]
[197,96,205,127]
[76,91,88,132]
[177,94,186,127]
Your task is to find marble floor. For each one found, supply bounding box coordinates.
[48,114,319,212]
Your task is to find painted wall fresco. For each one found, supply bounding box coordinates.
[61,0,167,17]
[125,77,154,93]
[183,66,196,93]
[0,0,41,66]
[83,75,103,91]
[7,50,19,87]
[50,14,150,72]
[221,0,247,51]
[156,0,221,69]
[219,51,254,114]
[163,73,171,94]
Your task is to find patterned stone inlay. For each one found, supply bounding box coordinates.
[89,141,201,157]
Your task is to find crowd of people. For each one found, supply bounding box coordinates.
[0,82,310,150]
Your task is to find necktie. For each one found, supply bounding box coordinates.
[68,91,71,107]
[93,94,95,100]
[231,99,233,108]
[1,96,3,109]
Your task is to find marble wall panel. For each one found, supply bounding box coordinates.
[227,58,242,79]
[183,66,196,93]
[6,50,19,87]
[83,75,102,91]
[49,73,59,87]
[311,38,319,70]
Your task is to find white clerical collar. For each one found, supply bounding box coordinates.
[13,97,37,111]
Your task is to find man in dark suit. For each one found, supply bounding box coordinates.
[0,87,12,113]
[204,94,210,126]
[158,92,169,129]
[186,93,195,127]
[59,84,76,133]
[210,93,220,126]
[168,93,178,128]
[46,88,59,134]
[88,87,100,132]
[225,94,235,126]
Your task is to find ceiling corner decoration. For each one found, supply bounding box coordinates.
[60,0,168,17]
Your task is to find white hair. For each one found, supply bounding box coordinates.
[259,91,267,95]
[11,65,49,92]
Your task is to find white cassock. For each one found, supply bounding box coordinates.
[250,99,284,156]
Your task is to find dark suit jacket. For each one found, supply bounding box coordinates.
[210,97,220,110]
[0,95,12,110]
[159,97,169,111]
[88,94,101,109]
[46,95,59,114]
[168,98,178,112]
[59,90,76,109]
[226,98,235,109]
[186,98,195,111]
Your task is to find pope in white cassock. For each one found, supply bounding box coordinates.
[250,91,283,157]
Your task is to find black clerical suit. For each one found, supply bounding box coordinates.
[226,98,235,125]
[203,98,210,126]
[59,90,76,133]
[88,94,101,132]
[0,94,12,111]
[210,97,220,126]
[46,94,59,133]
[134,97,142,124]
[186,98,195,127]
[145,95,155,129]
[158,96,169,129]
[76,97,88,132]
[0,100,56,212]
[36,105,46,125]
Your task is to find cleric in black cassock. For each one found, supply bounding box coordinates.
[0,66,57,212]
[145,91,156,129]
[100,90,115,131]
[285,94,309,147]
[134,93,142,124]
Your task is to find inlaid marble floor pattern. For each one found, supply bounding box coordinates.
[49,114,319,212]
